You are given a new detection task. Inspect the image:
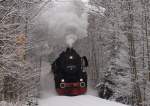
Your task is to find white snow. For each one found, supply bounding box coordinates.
[0,101,26,106]
[39,95,127,106]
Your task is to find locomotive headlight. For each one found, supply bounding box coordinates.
[69,56,73,59]
[80,78,83,82]
[61,79,64,82]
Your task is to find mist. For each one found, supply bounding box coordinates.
[33,0,88,48]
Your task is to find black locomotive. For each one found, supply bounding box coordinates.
[51,47,88,95]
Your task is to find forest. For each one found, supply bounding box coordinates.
[0,0,150,106]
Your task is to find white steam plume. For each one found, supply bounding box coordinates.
[66,34,77,47]
[34,0,88,47]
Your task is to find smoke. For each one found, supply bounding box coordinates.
[34,0,88,47]
[66,34,77,47]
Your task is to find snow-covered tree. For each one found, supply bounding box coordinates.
[86,0,150,105]
[0,0,43,103]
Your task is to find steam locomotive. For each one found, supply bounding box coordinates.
[51,47,88,95]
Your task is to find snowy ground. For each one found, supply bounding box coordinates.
[0,101,26,106]
[39,95,127,106]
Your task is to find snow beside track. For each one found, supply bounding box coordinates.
[39,95,127,106]
[0,101,26,106]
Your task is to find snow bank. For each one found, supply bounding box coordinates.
[0,101,26,106]
[39,95,127,106]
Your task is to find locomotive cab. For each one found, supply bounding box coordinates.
[51,48,88,95]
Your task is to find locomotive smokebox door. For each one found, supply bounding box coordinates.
[51,47,88,96]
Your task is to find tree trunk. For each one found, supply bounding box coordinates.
[125,0,142,106]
